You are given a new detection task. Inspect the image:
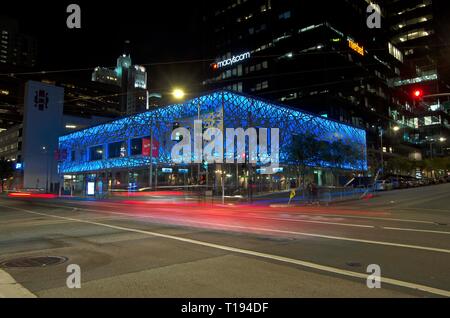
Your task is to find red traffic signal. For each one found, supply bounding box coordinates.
[412,89,423,99]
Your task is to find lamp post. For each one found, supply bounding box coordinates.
[149,117,153,189]
[429,137,447,160]
[379,125,402,175]
[41,146,49,192]
[172,88,185,100]
[379,128,384,175]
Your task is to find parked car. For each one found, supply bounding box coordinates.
[387,177,401,189]
[374,180,393,191]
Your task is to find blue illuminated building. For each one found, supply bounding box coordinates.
[58,91,366,194]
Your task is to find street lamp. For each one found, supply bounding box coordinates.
[379,125,401,174]
[428,137,447,159]
[41,146,49,192]
[172,88,185,100]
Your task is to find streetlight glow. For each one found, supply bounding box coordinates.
[393,126,400,132]
[172,88,185,100]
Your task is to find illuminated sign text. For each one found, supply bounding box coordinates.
[213,52,251,69]
[348,39,364,56]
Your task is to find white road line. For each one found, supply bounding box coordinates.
[390,207,450,213]
[21,202,450,253]
[282,213,438,225]
[0,269,36,298]
[1,204,449,297]
[382,227,450,235]
[251,216,374,228]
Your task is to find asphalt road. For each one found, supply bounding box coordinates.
[0,183,449,298]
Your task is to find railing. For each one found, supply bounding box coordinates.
[294,186,370,205]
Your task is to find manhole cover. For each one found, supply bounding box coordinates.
[346,262,362,267]
[0,256,68,268]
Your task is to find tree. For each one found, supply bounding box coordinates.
[386,157,414,176]
[289,132,327,187]
[0,159,14,193]
[321,139,359,185]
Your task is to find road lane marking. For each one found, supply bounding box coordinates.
[250,216,374,228]
[1,204,449,297]
[382,227,450,235]
[0,269,36,298]
[389,207,450,213]
[11,202,450,253]
[282,213,437,225]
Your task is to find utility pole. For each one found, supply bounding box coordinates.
[149,117,153,189]
[430,141,433,160]
[379,128,384,175]
[221,92,225,205]
[197,101,201,185]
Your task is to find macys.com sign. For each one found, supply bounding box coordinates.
[213,52,251,69]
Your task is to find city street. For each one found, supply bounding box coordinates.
[0,184,449,298]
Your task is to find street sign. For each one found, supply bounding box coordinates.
[289,190,296,199]
[288,189,296,205]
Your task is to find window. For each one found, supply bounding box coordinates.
[71,150,76,162]
[255,81,268,91]
[262,81,268,89]
[278,11,291,20]
[237,65,242,76]
[90,145,104,161]
[108,141,127,158]
[131,137,145,156]
[388,43,403,62]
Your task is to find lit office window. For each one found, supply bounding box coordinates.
[388,43,403,62]
[278,11,291,20]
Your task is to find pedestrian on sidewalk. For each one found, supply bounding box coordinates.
[306,182,313,204]
[311,182,319,205]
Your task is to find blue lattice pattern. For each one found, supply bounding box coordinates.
[58,91,367,174]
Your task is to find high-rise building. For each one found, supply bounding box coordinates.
[202,0,419,172]
[92,54,148,114]
[385,0,450,157]
[0,75,24,130]
[42,77,122,118]
[0,16,37,69]
[0,16,38,130]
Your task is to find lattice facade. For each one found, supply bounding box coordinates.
[58,91,367,174]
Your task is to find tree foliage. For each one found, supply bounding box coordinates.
[290,133,362,185]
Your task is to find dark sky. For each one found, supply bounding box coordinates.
[2,0,207,93]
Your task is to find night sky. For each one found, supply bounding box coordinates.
[2,0,207,93]
[3,1,450,92]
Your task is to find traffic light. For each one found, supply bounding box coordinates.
[412,89,423,99]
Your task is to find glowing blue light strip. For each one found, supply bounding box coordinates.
[58,90,367,174]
